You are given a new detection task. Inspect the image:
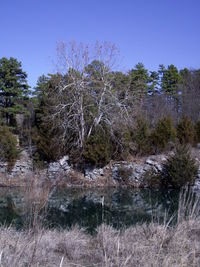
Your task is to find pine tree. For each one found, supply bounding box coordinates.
[0,57,29,126]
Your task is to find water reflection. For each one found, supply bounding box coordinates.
[0,187,180,232]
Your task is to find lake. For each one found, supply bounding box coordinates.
[0,187,182,232]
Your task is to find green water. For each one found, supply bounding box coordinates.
[0,187,181,232]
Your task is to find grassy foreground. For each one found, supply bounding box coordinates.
[0,189,200,267]
[0,220,200,266]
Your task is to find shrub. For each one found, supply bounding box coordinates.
[150,117,176,153]
[120,128,133,158]
[117,166,133,183]
[82,129,114,167]
[111,126,133,160]
[195,121,200,143]
[134,118,151,155]
[34,125,62,162]
[177,116,195,145]
[141,168,161,188]
[0,126,18,169]
[161,145,198,188]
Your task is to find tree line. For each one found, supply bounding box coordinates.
[0,42,200,168]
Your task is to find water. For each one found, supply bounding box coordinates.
[0,187,182,232]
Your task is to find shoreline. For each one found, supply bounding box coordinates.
[0,146,200,189]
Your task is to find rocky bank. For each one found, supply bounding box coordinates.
[0,148,200,188]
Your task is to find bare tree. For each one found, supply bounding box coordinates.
[47,41,132,152]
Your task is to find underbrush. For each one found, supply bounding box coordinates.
[0,188,200,266]
[0,126,19,170]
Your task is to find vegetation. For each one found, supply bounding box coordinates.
[117,166,133,182]
[177,116,195,145]
[0,43,200,171]
[0,126,18,169]
[133,117,151,155]
[0,57,29,127]
[150,116,176,153]
[161,145,198,188]
[82,128,114,167]
[141,167,161,188]
[195,120,200,143]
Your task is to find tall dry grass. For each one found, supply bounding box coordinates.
[0,187,200,266]
[9,175,54,232]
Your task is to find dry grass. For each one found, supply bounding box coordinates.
[20,176,52,231]
[0,187,200,266]
[0,219,200,266]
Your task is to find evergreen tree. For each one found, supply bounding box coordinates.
[32,74,50,127]
[161,145,198,188]
[32,74,49,101]
[0,57,29,126]
[111,71,129,100]
[129,63,149,104]
[160,64,180,97]
[148,71,159,94]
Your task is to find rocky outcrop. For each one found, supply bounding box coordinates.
[47,156,71,179]
[0,152,72,182]
[111,155,167,186]
[0,150,33,178]
[1,148,200,189]
[85,168,104,180]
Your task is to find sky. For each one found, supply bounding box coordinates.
[0,0,200,88]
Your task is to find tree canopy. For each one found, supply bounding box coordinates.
[0,57,29,126]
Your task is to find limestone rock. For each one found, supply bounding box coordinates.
[85,168,104,180]
[47,155,71,179]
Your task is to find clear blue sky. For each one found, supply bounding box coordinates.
[1,0,200,88]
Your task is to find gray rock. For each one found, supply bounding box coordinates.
[0,149,33,178]
[154,163,162,172]
[143,164,151,171]
[85,168,104,180]
[48,162,60,173]
[161,156,167,162]
[59,156,69,166]
[46,155,71,179]
[145,159,155,166]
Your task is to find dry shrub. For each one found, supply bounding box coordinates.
[0,217,200,266]
[0,227,91,267]
[21,175,52,231]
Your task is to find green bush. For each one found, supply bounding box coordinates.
[134,118,151,155]
[111,127,133,160]
[161,145,198,188]
[34,125,62,163]
[150,117,176,153]
[117,166,133,183]
[195,121,200,143]
[120,129,133,158]
[0,126,18,168]
[177,116,195,145]
[141,168,161,188]
[83,129,114,167]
